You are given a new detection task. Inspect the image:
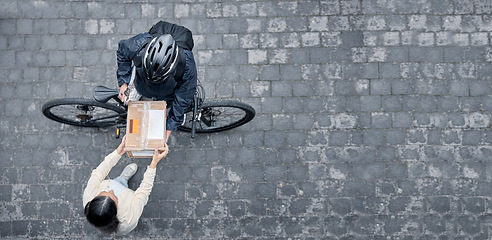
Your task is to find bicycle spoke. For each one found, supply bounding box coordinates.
[50,104,117,123]
[43,99,126,127]
[178,100,255,133]
[195,107,246,130]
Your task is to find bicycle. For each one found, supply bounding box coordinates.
[41,83,256,139]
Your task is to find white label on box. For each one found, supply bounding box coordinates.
[131,150,155,157]
[147,110,165,139]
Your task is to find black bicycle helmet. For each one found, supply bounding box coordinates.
[142,34,179,84]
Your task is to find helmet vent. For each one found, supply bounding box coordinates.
[165,45,172,55]
[163,45,173,66]
[150,48,157,63]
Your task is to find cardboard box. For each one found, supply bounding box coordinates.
[125,101,166,158]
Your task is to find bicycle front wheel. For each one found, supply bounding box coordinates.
[178,100,255,133]
[42,98,126,128]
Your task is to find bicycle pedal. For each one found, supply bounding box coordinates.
[200,116,212,127]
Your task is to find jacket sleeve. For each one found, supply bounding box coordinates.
[125,166,156,225]
[116,40,134,87]
[116,33,153,87]
[166,50,197,131]
[82,150,121,206]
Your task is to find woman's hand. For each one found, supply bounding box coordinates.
[149,144,169,169]
[116,135,127,156]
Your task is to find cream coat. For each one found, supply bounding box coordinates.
[83,150,156,235]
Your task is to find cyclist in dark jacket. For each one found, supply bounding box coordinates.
[116,21,197,143]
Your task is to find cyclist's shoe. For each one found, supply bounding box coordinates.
[119,163,138,181]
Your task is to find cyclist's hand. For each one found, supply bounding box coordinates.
[149,144,169,169]
[166,130,172,144]
[116,135,127,156]
[119,83,128,102]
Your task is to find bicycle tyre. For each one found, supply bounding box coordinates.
[42,98,126,128]
[178,100,255,133]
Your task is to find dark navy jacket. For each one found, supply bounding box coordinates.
[116,32,197,131]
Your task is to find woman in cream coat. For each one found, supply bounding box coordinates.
[83,135,168,235]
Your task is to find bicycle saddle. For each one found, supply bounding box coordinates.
[93,85,119,103]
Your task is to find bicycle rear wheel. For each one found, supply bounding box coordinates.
[42,98,126,128]
[178,100,255,133]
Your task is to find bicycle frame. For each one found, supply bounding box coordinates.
[113,86,203,139]
[99,90,128,139]
[89,82,251,139]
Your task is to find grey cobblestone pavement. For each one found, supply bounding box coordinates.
[1,0,492,239]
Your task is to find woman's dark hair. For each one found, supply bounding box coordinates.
[84,196,119,234]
